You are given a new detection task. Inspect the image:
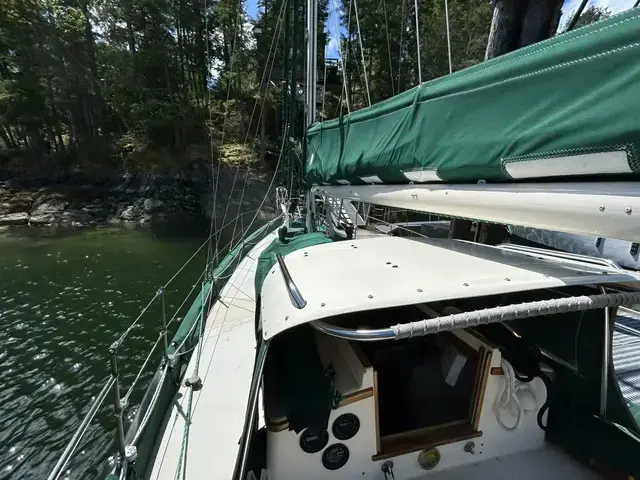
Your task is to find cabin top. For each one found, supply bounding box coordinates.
[260,236,640,340]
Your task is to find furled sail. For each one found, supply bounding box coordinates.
[305,9,640,186]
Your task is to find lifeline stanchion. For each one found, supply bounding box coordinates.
[109,344,126,461]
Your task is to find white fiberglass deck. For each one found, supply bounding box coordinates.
[261,236,640,341]
[427,445,602,479]
[149,231,277,480]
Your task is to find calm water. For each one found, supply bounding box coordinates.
[0,225,210,479]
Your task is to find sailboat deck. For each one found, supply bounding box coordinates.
[149,231,277,480]
[426,445,602,479]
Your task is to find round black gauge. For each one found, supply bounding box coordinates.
[322,443,350,470]
[299,428,329,454]
[332,413,360,440]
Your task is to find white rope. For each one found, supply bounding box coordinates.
[392,291,640,338]
[444,0,453,73]
[414,0,422,84]
[494,359,538,431]
[353,0,372,106]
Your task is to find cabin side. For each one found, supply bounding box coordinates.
[241,237,640,480]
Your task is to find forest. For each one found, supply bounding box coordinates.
[0,0,610,180]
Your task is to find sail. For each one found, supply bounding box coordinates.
[305,9,640,186]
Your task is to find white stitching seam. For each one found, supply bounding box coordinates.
[420,11,640,92]
[311,11,640,132]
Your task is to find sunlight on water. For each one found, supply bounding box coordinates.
[0,226,206,479]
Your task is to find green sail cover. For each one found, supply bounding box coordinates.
[306,10,640,185]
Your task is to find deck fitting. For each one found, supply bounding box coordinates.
[185,375,203,391]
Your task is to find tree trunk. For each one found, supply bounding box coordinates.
[520,0,563,47]
[81,1,98,79]
[484,0,524,59]
[6,127,18,148]
[260,103,266,164]
[0,126,15,148]
[165,62,181,149]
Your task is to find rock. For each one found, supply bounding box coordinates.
[31,198,67,215]
[1,191,37,213]
[119,205,139,221]
[59,209,95,227]
[29,213,58,225]
[0,212,29,226]
[28,198,68,226]
[0,202,14,214]
[143,198,163,212]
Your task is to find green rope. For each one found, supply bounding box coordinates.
[173,281,208,480]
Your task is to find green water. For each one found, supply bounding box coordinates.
[0,226,209,479]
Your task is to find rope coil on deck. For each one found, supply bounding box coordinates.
[392,291,640,339]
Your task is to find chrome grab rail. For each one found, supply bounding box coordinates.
[311,320,395,341]
[276,253,307,309]
[311,290,640,341]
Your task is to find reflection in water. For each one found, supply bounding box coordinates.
[0,226,206,479]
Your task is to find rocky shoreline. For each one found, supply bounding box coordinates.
[0,167,276,228]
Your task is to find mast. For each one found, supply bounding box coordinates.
[305,0,318,232]
[305,0,317,127]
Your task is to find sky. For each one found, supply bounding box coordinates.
[246,0,636,60]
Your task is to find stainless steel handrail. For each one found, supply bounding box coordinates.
[276,253,307,309]
[311,320,395,341]
[47,377,116,480]
[310,291,640,341]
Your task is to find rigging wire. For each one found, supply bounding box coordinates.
[381,0,396,95]
[444,0,453,73]
[414,0,423,84]
[331,0,351,114]
[321,50,328,118]
[343,0,366,111]
[398,0,407,91]
[228,0,288,247]
[219,0,287,246]
[565,0,589,32]
[353,0,372,106]
[206,0,246,272]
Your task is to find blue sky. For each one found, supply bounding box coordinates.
[246,0,636,60]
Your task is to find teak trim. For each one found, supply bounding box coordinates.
[265,386,374,433]
[373,427,483,461]
[373,370,381,454]
[472,350,493,431]
[340,386,373,407]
